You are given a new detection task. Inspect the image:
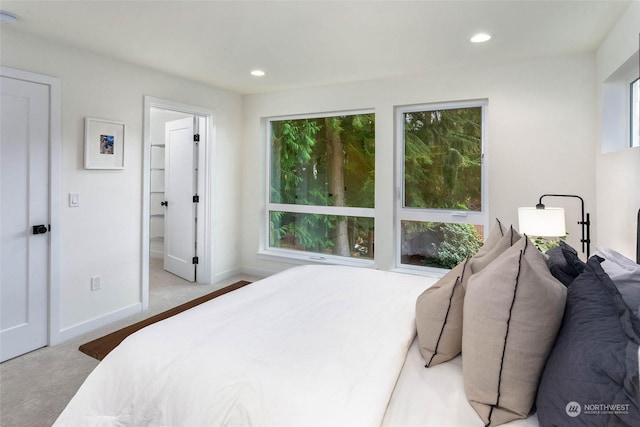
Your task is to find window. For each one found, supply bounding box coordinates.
[631,78,639,148]
[396,100,487,272]
[601,53,638,153]
[266,111,375,263]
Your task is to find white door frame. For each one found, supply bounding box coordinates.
[142,96,215,310]
[1,66,62,345]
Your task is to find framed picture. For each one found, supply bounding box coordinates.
[84,117,125,169]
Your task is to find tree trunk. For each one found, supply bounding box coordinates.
[326,118,350,257]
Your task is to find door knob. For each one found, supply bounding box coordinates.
[32,224,49,235]
[161,201,168,207]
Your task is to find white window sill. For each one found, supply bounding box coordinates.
[258,249,449,281]
[391,265,447,279]
[258,248,375,269]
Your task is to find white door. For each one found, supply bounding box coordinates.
[163,117,197,282]
[0,76,50,362]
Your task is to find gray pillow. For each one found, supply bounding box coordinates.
[462,237,566,426]
[536,256,640,427]
[594,246,640,314]
[415,258,471,367]
[545,241,585,286]
[416,219,521,367]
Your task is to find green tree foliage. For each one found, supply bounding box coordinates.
[425,223,483,269]
[404,107,482,210]
[270,114,375,257]
[270,119,320,204]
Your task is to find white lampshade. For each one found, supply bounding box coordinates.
[518,207,566,237]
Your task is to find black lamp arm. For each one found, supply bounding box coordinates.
[537,194,591,257]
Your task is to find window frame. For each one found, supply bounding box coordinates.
[394,99,488,275]
[601,53,639,153]
[262,109,376,267]
[630,77,639,148]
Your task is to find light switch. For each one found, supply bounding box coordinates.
[69,192,80,207]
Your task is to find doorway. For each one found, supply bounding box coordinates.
[142,97,214,311]
[150,111,199,282]
[0,67,61,361]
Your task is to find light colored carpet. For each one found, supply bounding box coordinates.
[0,258,261,427]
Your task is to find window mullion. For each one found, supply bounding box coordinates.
[398,208,486,225]
[268,203,374,218]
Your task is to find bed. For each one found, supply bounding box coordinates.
[54,214,640,427]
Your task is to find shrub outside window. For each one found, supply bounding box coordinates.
[267,111,375,262]
[396,100,487,272]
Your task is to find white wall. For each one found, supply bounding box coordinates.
[0,29,244,338]
[241,53,598,275]
[595,1,640,260]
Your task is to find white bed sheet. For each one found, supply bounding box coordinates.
[55,265,436,427]
[382,337,540,427]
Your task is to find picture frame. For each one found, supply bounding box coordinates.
[84,117,125,169]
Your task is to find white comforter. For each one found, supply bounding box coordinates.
[382,338,540,427]
[55,265,435,427]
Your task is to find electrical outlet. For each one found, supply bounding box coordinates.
[91,275,101,291]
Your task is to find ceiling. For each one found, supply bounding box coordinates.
[0,0,632,94]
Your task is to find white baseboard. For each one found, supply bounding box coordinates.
[211,267,242,284]
[239,266,276,278]
[209,266,274,285]
[57,302,142,343]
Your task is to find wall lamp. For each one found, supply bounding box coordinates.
[518,194,591,257]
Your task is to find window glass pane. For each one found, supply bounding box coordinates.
[270,211,374,259]
[632,78,639,148]
[403,107,482,210]
[270,114,375,208]
[401,221,484,269]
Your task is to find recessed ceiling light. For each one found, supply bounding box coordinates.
[0,10,18,24]
[251,70,266,77]
[470,33,491,43]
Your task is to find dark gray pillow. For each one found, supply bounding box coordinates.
[536,256,640,427]
[545,241,585,286]
[595,246,640,315]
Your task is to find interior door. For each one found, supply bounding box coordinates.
[163,117,197,282]
[0,75,50,362]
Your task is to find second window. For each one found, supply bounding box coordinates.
[397,100,487,272]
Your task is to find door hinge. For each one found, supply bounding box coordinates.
[193,194,199,203]
[192,256,199,265]
[193,134,200,142]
